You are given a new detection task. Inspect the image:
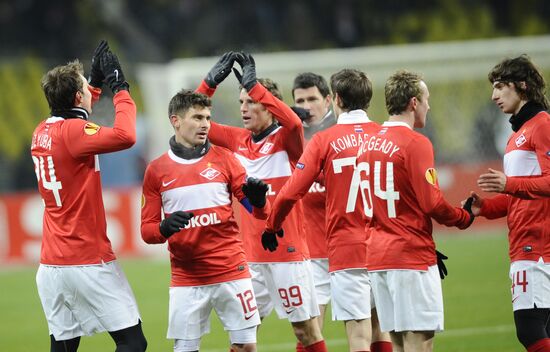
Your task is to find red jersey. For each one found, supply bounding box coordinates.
[197,81,307,263]
[480,110,550,262]
[356,121,471,271]
[267,110,379,272]
[141,144,270,286]
[30,89,136,265]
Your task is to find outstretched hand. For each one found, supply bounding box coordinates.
[477,168,506,193]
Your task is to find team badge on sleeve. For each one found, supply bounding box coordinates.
[84,122,101,135]
[425,168,438,185]
[296,162,305,170]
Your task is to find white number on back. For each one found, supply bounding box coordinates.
[32,155,63,207]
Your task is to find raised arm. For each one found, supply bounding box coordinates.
[266,137,323,232]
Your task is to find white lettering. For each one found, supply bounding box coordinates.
[267,184,276,196]
[184,212,221,229]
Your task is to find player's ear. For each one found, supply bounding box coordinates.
[73,90,83,107]
[409,96,418,111]
[334,93,343,109]
[169,114,180,128]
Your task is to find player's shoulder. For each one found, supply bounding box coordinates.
[148,151,171,169]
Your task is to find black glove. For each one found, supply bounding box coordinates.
[100,51,129,93]
[261,229,284,252]
[233,52,257,91]
[242,177,268,208]
[291,106,311,121]
[204,52,235,88]
[436,250,448,279]
[159,211,194,238]
[462,196,475,226]
[88,40,109,88]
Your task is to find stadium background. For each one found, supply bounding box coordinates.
[1,1,549,350]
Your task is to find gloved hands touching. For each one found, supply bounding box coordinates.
[436,250,448,279]
[88,40,109,88]
[261,229,284,252]
[462,196,475,227]
[204,52,235,88]
[159,211,194,238]
[233,52,257,91]
[100,50,129,93]
[242,177,268,208]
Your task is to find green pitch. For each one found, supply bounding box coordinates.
[0,229,523,351]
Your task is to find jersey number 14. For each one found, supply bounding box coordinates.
[32,155,63,207]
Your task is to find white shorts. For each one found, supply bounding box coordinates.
[370,265,443,333]
[330,269,371,321]
[510,258,550,311]
[249,261,320,322]
[36,261,141,340]
[167,278,260,340]
[310,259,331,305]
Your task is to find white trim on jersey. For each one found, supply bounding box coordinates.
[504,149,542,176]
[337,109,371,125]
[234,151,292,179]
[162,182,230,213]
[382,121,412,129]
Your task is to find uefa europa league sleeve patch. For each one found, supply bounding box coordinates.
[425,168,438,185]
[84,122,101,135]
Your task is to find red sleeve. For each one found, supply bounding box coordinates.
[64,90,136,158]
[140,163,167,244]
[227,152,271,219]
[208,121,248,152]
[266,136,323,232]
[504,121,550,199]
[479,194,509,219]
[196,80,217,98]
[248,83,305,162]
[408,136,471,229]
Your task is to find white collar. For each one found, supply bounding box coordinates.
[45,117,65,123]
[382,121,412,129]
[337,110,370,125]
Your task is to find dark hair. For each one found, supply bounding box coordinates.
[488,54,549,109]
[330,69,372,111]
[292,72,330,99]
[168,89,212,117]
[385,70,424,115]
[257,78,283,101]
[41,60,84,110]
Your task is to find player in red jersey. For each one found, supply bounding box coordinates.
[467,55,550,352]
[356,70,473,352]
[141,90,270,352]
[290,72,336,352]
[31,41,146,352]
[265,69,392,352]
[196,52,327,351]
